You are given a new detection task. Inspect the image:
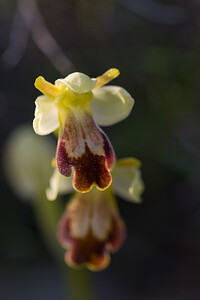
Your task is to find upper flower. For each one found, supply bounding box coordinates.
[33,69,134,193]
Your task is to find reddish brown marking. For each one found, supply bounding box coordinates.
[57,202,126,270]
[66,233,107,267]
[73,144,112,192]
[56,139,73,177]
[64,113,82,153]
[56,111,115,192]
[57,209,108,269]
[100,128,115,170]
[56,140,114,193]
[84,113,103,147]
[57,211,72,248]
[107,216,126,252]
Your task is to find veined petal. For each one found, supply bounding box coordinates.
[57,189,125,271]
[46,168,73,201]
[91,86,134,126]
[56,111,115,192]
[33,95,59,135]
[55,72,96,94]
[113,158,145,203]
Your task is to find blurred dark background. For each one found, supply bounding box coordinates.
[0,0,200,299]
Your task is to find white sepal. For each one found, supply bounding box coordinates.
[46,168,73,201]
[113,164,144,203]
[91,86,134,126]
[33,95,59,135]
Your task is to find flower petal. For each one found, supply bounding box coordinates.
[46,168,73,201]
[93,68,120,90]
[56,111,115,192]
[35,76,62,99]
[57,189,125,271]
[33,95,59,135]
[91,86,134,126]
[55,72,96,94]
[113,158,145,203]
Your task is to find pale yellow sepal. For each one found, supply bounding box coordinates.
[91,86,134,126]
[55,72,96,94]
[94,68,120,89]
[116,157,141,168]
[113,160,144,203]
[35,76,62,99]
[33,95,59,135]
[46,168,73,201]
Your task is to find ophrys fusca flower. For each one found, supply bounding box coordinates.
[33,69,134,193]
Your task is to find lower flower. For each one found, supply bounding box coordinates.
[57,188,125,271]
[48,156,144,270]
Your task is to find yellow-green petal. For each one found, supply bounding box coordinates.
[91,86,134,126]
[94,68,120,90]
[33,95,59,135]
[55,72,96,94]
[113,160,144,203]
[35,76,62,99]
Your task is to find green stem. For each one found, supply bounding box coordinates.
[33,189,94,300]
[61,267,94,300]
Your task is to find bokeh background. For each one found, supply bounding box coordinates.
[0,0,200,299]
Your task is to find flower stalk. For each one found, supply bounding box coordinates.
[34,187,94,300]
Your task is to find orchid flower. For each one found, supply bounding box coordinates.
[47,157,144,270]
[33,69,134,193]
